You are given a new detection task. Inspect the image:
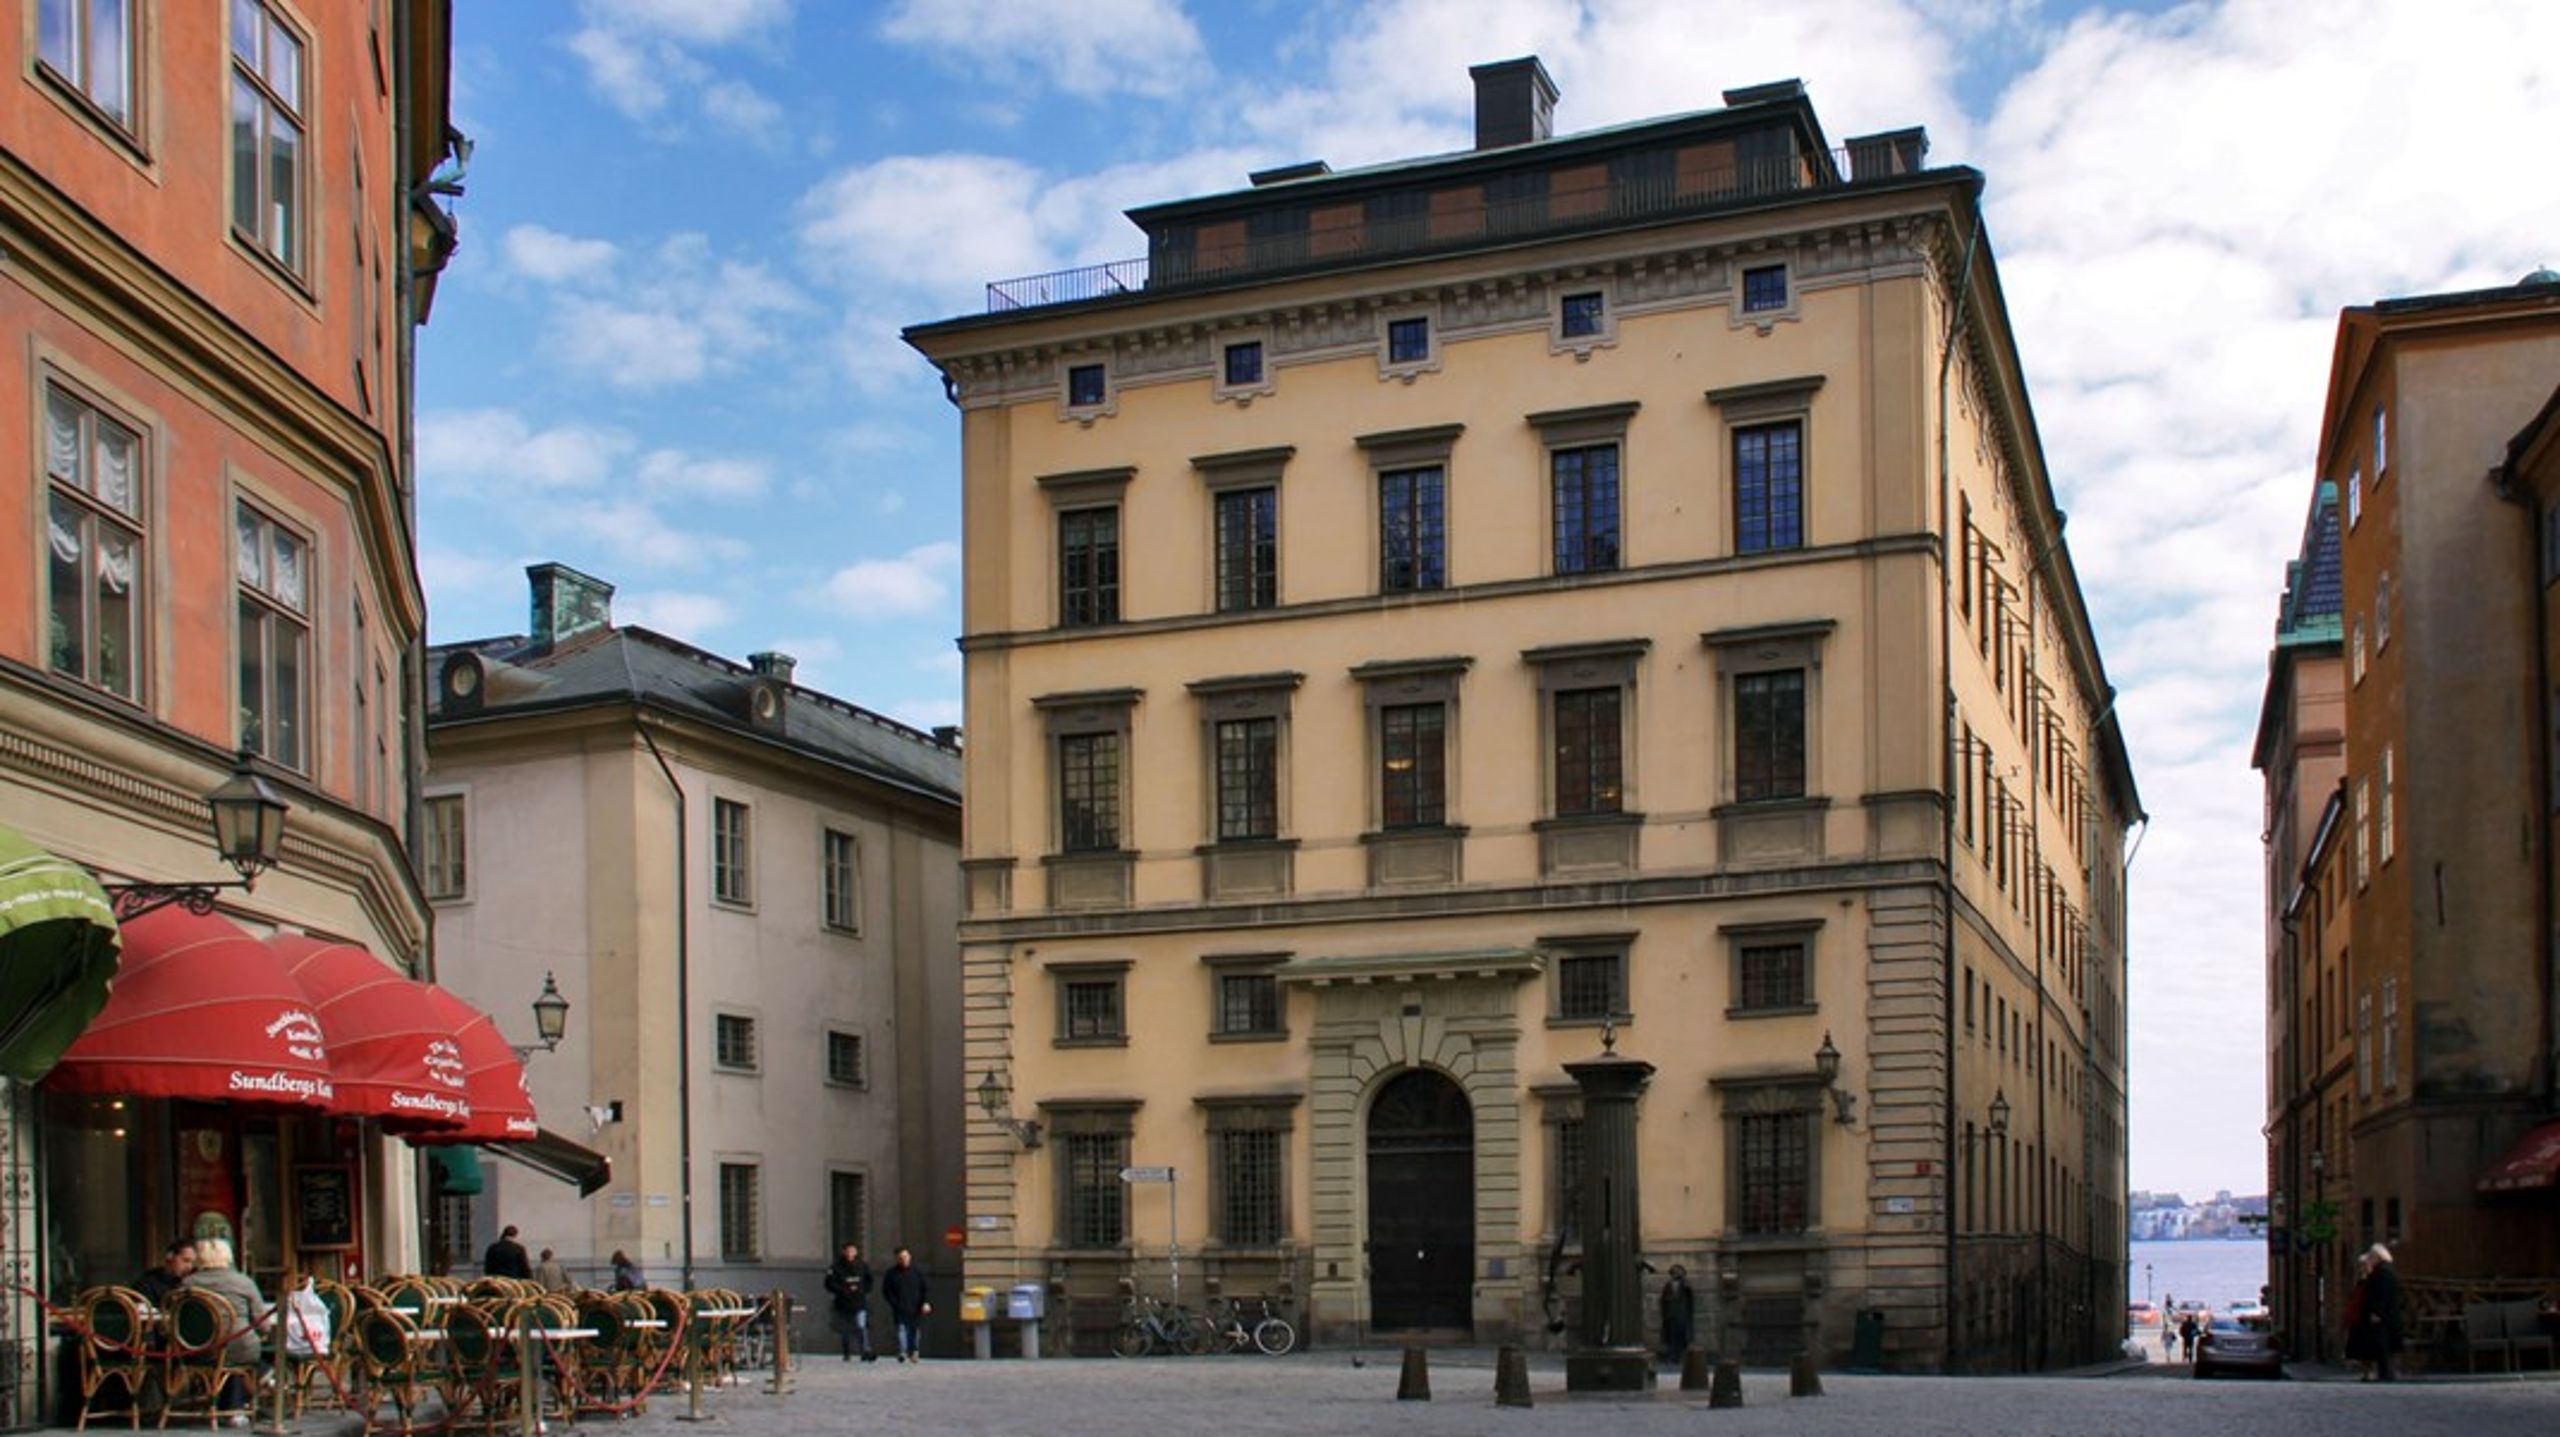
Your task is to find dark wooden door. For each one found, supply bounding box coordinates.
[1366,1069,1474,1331]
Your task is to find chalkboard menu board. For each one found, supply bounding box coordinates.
[293,1166,357,1251]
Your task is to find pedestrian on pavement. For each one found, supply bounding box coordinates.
[2159,1315,2175,1360]
[2350,1244,2404,1382]
[1658,1264,1694,1364]
[2178,1310,2199,1363]
[533,1247,572,1291]
[824,1242,875,1362]
[482,1224,532,1280]
[610,1249,643,1292]
[880,1247,930,1363]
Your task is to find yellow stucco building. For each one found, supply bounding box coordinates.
[908,60,2140,1372]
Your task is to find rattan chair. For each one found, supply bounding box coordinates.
[347,1307,434,1437]
[74,1287,152,1431]
[156,1289,251,1430]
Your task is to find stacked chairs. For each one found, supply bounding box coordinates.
[72,1287,152,1432]
[156,1288,249,1430]
[347,1306,435,1437]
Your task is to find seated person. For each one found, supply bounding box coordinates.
[180,1238,271,1415]
[136,1240,196,1308]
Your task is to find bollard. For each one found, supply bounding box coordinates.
[517,1311,540,1437]
[1678,1347,1712,1392]
[765,1290,794,1397]
[1789,1352,1823,1397]
[259,1272,290,1436]
[1494,1345,1533,1408]
[1709,1358,1744,1409]
[1396,1346,1431,1401]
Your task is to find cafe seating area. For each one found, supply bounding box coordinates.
[64,1275,773,1434]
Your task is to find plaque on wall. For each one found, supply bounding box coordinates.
[293,1166,357,1251]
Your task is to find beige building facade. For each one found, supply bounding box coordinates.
[426,565,965,1338]
[910,63,2138,1372]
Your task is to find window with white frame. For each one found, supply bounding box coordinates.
[822,828,860,932]
[236,503,310,770]
[713,798,752,904]
[229,0,307,273]
[2376,571,2391,648]
[2373,405,2388,476]
[422,794,467,900]
[2379,746,2395,864]
[2354,780,2371,889]
[2379,978,2398,1091]
[2345,466,2362,528]
[43,384,145,702]
[2351,617,2366,684]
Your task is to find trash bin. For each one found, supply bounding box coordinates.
[1850,1308,1886,1372]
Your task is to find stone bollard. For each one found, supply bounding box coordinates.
[1709,1358,1745,1409]
[1397,1346,1431,1401]
[1495,1346,1533,1408]
[1679,1347,1713,1392]
[1789,1353,1823,1397]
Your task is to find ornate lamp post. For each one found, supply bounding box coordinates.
[510,972,571,1059]
[1564,1022,1656,1391]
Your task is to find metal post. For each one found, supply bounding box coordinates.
[260,1273,290,1436]
[516,1310,538,1437]
[764,1289,792,1396]
[1169,1167,1180,1310]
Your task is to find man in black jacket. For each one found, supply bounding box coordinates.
[880,1248,931,1364]
[823,1243,874,1361]
[482,1225,532,1280]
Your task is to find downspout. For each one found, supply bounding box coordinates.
[2491,464,2556,1108]
[637,720,696,1290]
[1934,197,1983,1372]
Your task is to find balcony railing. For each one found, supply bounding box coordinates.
[983,141,1914,314]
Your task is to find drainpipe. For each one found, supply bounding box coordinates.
[2491,463,2557,1109]
[1934,196,1983,1373]
[637,720,696,1290]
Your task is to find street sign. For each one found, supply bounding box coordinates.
[1120,1165,1173,1183]
[945,1223,967,1248]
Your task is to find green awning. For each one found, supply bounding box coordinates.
[430,1146,485,1196]
[0,826,121,1082]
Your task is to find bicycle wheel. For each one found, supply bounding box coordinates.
[1110,1321,1153,1359]
[1173,1312,1219,1357]
[1253,1316,1298,1356]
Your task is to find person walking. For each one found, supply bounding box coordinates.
[880,1247,930,1364]
[482,1224,532,1280]
[181,1238,270,1424]
[1658,1264,1695,1365]
[2351,1244,2405,1382]
[2177,1310,2199,1363]
[533,1247,572,1292]
[609,1250,643,1292]
[823,1242,875,1362]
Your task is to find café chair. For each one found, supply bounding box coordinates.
[74,1287,152,1432]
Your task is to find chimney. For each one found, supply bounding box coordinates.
[1469,56,1558,150]
[932,725,964,751]
[526,562,614,654]
[749,651,798,685]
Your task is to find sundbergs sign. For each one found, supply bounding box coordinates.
[229,1008,335,1102]
[269,933,479,1130]
[390,1037,473,1123]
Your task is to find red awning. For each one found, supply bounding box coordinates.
[45,907,335,1110]
[395,983,537,1145]
[271,934,471,1130]
[2477,1118,2560,1194]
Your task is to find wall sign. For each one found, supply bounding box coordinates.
[293,1165,357,1251]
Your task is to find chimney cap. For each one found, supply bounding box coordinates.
[1721,79,1807,108]
[1469,55,1560,151]
[1249,160,1332,187]
[748,650,799,683]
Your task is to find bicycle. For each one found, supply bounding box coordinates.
[1110,1296,1217,1358]
[1205,1295,1297,1356]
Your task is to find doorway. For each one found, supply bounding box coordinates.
[1365,1068,1473,1332]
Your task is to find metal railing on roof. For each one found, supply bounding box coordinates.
[983,142,1913,313]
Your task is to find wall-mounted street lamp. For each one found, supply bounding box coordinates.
[103,750,289,920]
[1989,1087,2012,1138]
[976,1069,1044,1150]
[1814,1031,1858,1127]
[510,972,571,1059]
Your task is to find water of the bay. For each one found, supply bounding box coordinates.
[2128,1237,2270,1315]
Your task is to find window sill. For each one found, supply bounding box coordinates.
[1548,1014,1633,1030]
[822,922,862,938]
[823,1078,869,1092]
[1054,1036,1130,1050]
[711,1065,761,1078]
[32,67,155,173]
[226,226,319,311]
[1209,1030,1288,1045]
[710,897,758,914]
[1534,810,1644,831]
[1712,796,1829,817]
[1726,1004,1818,1021]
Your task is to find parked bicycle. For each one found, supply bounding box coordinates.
[1111,1295,1218,1358]
[1205,1295,1298,1356]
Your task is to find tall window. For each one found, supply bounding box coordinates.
[2379,978,2398,1092]
[717,1161,760,1262]
[2373,405,2388,475]
[2378,746,2395,863]
[823,829,861,931]
[1734,421,1804,554]
[422,795,467,900]
[1060,1128,1129,1248]
[1059,506,1120,626]
[2346,464,2362,527]
[1734,669,1807,801]
[1552,687,1623,815]
[714,1013,759,1072]
[352,605,371,810]
[36,0,136,130]
[1216,1126,1284,1246]
[713,798,752,904]
[230,0,306,271]
[1379,466,1446,592]
[44,386,143,701]
[1058,973,1125,1043]
[1379,702,1447,829]
[1551,445,1621,574]
[1554,950,1627,1022]
[828,1170,867,1252]
[235,504,308,769]
[1058,732,1122,851]
[826,1030,866,1088]
[1735,1112,1811,1233]
[1214,487,1278,611]
[1215,717,1279,841]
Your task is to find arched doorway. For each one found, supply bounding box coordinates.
[1366,1068,1473,1331]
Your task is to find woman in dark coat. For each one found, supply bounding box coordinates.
[1658,1264,1695,1363]
[879,1247,931,1364]
[823,1243,874,1361]
[2353,1244,2405,1382]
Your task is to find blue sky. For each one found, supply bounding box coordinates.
[414,0,2560,1197]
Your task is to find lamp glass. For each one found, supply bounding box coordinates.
[205,754,289,880]
[532,973,570,1047]
[977,1070,1005,1119]
[1813,1033,1841,1083]
[1989,1089,2011,1135]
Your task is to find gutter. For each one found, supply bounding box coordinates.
[1934,197,1982,1372]
[635,715,695,1291]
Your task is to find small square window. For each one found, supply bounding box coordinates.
[1560,292,1606,339]
[1736,940,1811,1012]
[1223,342,1264,387]
[826,1030,866,1088]
[1387,317,1431,365]
[1059,972,1126,1044]
[1215,972,1282,1038]
[1067,363,1107,408]
[715,1013,759,1073]
[1742,265,1789,313]
[1554,950,1628,1022]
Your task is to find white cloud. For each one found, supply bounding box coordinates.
[564,24,672,120]
[636,449,771,503]
[818,542,961,618]
[567,0,792,135]
[540,233,807,391]
[501,224,619,285]
[618,590,738,640]
[702,79,787,147]
[553,500,749,572]
[881,0,1208,100]
[584,0,790,47]
[418,409,632,491]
